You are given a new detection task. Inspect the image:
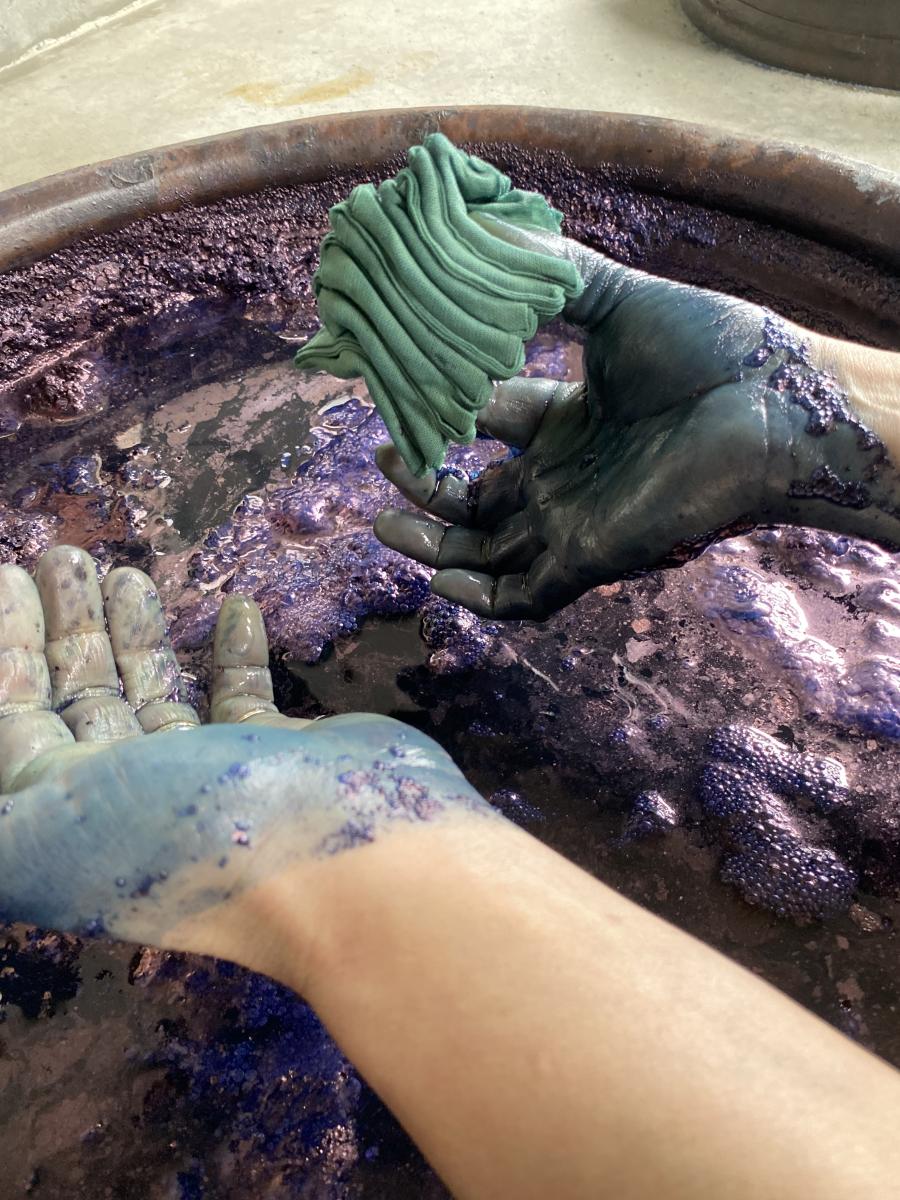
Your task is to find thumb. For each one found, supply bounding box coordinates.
[471,213,646,328]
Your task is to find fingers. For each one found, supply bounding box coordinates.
[375,444,474,524]
[102,568,199,734]
[0,564,50,715]
[375,371,570,539]
[374,509,544,576]
[0,564,76,791]
[36,547,143,743]
[476,377,580,447]
[211,595,281,724]
[430,551,573,621]
[471,213,642,326]
[375,373,574,509]
[377,443,525,531]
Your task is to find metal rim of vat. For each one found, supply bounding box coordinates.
[0,105,899,277]
[680,0,900,92]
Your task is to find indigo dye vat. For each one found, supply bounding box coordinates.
[0,109,899,1197]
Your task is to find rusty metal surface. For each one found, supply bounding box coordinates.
[682,0,900,91]
[1,106,900,275]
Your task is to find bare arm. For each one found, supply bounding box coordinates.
[810,330,900,468]
[234,812,900,1200]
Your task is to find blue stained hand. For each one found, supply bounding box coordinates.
[0,548,489,946]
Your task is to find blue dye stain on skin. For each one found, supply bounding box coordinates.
[321,819,377,855]
[231,830,251,848]
[218,762,252,784]
[742,314,882,458]
[742,314,810,370]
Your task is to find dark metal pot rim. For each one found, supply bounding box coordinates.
[1,105,898,274]
[681,0,900,93]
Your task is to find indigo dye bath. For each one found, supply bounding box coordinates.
[0,143,899,1197]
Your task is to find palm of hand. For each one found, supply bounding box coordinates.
[375,249,775,619]
[0,549,480,944]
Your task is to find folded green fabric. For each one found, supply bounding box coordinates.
[294,132,584,476]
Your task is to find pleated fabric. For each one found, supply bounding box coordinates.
[294,133,584,476]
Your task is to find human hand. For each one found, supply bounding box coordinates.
[373,217,897,619]
[0,548,488,960]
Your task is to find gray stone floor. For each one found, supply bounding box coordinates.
[0,0,898,191]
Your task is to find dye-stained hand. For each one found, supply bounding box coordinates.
[0,548,489,945]
[373,216,893,619]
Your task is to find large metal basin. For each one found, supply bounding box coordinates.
[0,107,899,1198]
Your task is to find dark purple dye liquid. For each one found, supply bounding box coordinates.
[0,145,899,1198]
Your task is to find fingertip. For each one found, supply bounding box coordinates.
[35,544,94,583]
[376,444,440,507]
[220,592,263,616]
[375,442,399,472]
[214,594,269,668]
[0,561,43,648]
[476,376,558,447]
[430,569,495,618]
[373,510,445,565]
[101,565,157,606]
[373,508,398,546]
[36,546,107,641]
[0,562,33,585]
[0,563,43,646]
[375,443,413,486]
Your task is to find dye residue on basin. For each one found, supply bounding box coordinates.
[0,140,899,1198]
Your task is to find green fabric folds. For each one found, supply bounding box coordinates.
[294,133,583,475]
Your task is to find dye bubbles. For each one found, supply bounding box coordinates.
[3,326,900,1194]
[3,335,900,1191]
[700,724,855,919]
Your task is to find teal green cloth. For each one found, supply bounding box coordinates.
[294,133,583,475]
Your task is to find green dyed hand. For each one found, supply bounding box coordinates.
[373,217,873,619]
[0,549,487,944]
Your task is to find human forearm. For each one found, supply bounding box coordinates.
[271,814,900,1200]
[764,330,900,549]
[811,333,900,464]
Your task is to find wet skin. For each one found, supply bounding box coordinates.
[374,216,900,619]
[0,547,491,946]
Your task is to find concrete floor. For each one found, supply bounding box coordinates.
[1,0,899,192]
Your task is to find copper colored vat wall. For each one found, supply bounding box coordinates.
[2,106,900,273]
